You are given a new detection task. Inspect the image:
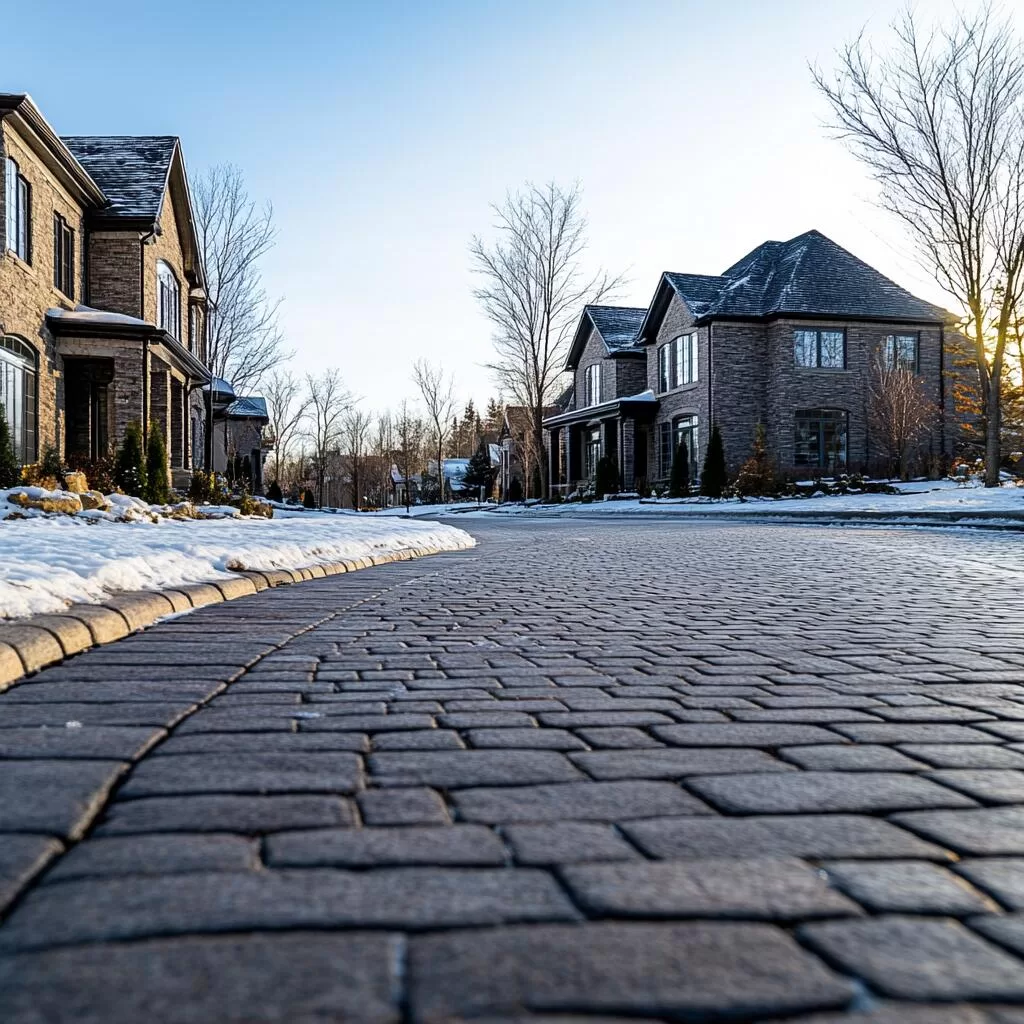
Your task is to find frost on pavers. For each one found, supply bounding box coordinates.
[367,750,584,788]
[0,868,581,951]
[687,771,978,815]
[452,781,710,824]
[94,794,355,836]
[0,836,62,913]
[0,702,196,728]
[0,726,165,760]
[622,814,954,861]
[649,723,855,747]
[43,834,260,882]
[821,861,997,915]
[923,769,1024,805]
[407,922,854,1021]
[0,760,127,839]
[154,731,370,755]
[901,743,1024,769]
[117,752,362,797]
[560,857,860,921]
[954,859,1024,910]
[0,932,402,1024]
[502,822,642,865]
[569,747,796,780]
[779,744,929,771]
[799,916,1024,1002]
[891,807,1024,856]
[265,825,507,868]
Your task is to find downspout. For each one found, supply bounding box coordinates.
[939,323,947,463]
[139,228,156,438]
[205,305,214,474]
[707,321,715,427]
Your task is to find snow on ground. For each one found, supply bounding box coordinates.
[0,508,474,621]
[444,480,1024,520]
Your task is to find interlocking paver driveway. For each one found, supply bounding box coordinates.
[3,518,1024,1021]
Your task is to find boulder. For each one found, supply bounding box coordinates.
[78,491,110,511]
[8,490,83,514]
[64,471,89,494]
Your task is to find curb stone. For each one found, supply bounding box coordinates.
[0,544,456,693]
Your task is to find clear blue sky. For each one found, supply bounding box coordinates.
[5,0,987,410]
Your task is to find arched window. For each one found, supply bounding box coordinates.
[0,336,38,464]
[156,261,181,339]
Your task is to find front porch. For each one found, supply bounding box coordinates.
[48,307,210,478]
[545,393,657,495]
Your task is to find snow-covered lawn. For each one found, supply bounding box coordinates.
[451,480,1024,520]
[0,508,474,621]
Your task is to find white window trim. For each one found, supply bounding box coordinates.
[584,364,602,407]
[657,333,698,394]
[157,260,181,339]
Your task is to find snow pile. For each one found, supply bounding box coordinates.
[0,509,474,620]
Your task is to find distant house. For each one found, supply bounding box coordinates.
[545,230,958,492]
[499,404,558,499]
[210,392,271,494]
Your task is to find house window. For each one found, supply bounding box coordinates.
[188,306,202,359]
[794,408,848,470]
[794,329,845,369]
[584,427,602,479]
[584,364,602,407]
[675,415,699,477]
[884,333,919,373]
[657,333,698,392]
[53,214,75,298]
[0,336,37,464]
[5,158,31,264]
[157,261,181,339]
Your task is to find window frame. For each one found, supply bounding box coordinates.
[583,363,602,407]
[5,157,32,264]
[156,260,181,339]
[794,408,848,471]
[0,335,38,465]
[793,328,846,370]
[657,333,699,393]
[52,212,75,299]
[884,332,920,373]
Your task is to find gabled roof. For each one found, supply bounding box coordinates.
[639,229,949,342]
[564,305,647,370]
[0,95,107,208]
[62,136,177,221]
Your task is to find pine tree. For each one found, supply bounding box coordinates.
[733,423,778,497]
[0,406,20,488]
[462,442,494,496]
[114,422,147,497]
[266,480,283,502]
[145,422,170,504]
[668,441,690,498]
[303,488,316,509]
[700,423,728,498]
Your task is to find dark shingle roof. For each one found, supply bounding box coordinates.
[225,396,269,420]
[586,305,647,352]
[667,230,946,323]
[61,136,177,220]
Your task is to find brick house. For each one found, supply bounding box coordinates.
[546,230,955,492]
[499,404,560,499]
[0,94,210,485]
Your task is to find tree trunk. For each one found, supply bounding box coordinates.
[985,371,1002,487]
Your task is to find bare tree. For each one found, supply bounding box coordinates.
[304,369,351,507]
[263,370,309,487]
[813,6,1024,486]
[412,360,456,503]
[470,182,622,498]
[393,400,425,513]
[341,407,372,509]
[868,355,941,479]
[194,164,289,392]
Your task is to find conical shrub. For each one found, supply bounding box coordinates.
[145,422,170,504]
[114,421,147,497]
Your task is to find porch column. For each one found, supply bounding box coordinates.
[170,378,185,468]
[620,416,635,490]
[150,365,171,490]
[548,428,560,490]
